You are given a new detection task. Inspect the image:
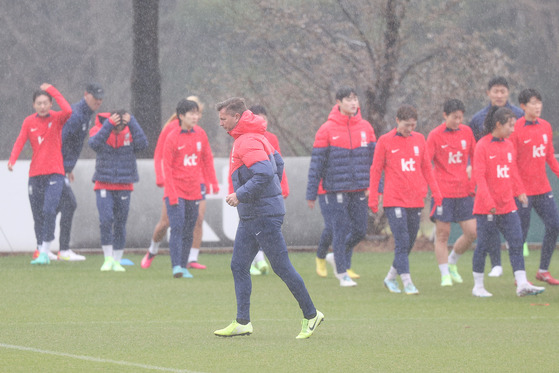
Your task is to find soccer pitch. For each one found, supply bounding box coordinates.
[0,250,557,372]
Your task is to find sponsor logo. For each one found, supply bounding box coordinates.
[401,158,416,172]
[489,155,496,159]
[38,136,45,145]
[524,139,532,144]
[49,181,57,185]
[184,154,198,166]
[332,136,340,140]
[496,165,510,178]
[121,196,129,200]
[448,151,463,164]
[178,145,186,150]
[30,128,38,132]
[441,144,448,148]
[533,144,545,158]
[391,149,400,153]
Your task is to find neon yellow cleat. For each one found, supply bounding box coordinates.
[296,310,324,339]
[214,321,253,337]
[315,257,327,277]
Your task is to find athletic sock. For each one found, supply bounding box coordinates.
[514,270,528,286]
[439,263,450,276]
[386,266,398,281]
[102,245,113,258]
[538,269,548,273]
[253,250,265,263]
[113,249,124,262]
[148,240,160,255]
[400,273,412,287]
[448,250,461,265]
[236,318,250,325]
[40,240,53,254]
[473,272,485,288]
[188,248,199,262]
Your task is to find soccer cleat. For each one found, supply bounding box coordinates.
[214,321,253,337]
[255,260,269,275]
[141,252,155,269]
[339,274,357,287]
[250,265,261,276]
[516,283,545,297]
[488,265,503,277]
[315,257,327,277]
[58,249,86,261]
[30,253,50,265]
[325,253,338,276]
[346,269,360,279]
[404,283,419,295]
[100,257,115,271]
[181,267,193,278]
[441,274,453,287]
[172,265,183,278]
[448,264,463,283]
[33,250,57,260]
[472,287,493,297]
[112,261,126,272]
[523,242,529,257]
[187,262,207,270]
[383,278,401,293]
[296,310,324,339]
[535,271,559,285]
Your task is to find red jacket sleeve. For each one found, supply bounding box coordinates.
[421,140,442,205]
[47,85,72,126]
[8,118,30,166]
[200,130,219,194]
[473,142,496,211]
[154,121,176,187]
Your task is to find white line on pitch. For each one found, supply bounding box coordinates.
[0,343,204,373]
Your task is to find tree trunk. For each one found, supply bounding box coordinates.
[132,0,161,158]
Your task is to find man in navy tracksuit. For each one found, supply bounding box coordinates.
[56,83,104,261]
[213,97,323,339]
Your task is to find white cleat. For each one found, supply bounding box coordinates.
[338,274,357,287]
[472,287,493,297]
[47,251,58,261]
[325,253,338,277]
[58,249,86,261]
[516,283,545,297]
[487,265,503,277]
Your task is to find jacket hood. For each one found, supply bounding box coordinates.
[327,104,364,126]
[229,110,267,139]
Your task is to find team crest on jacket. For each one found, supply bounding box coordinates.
[413,146,419,156]
[543,134,548,144]
[124,133,130,146]
[48,122,52,128]
[361,131,367,147]
[507,152,512,163]
[197,141,202,152]
[461,140,467,150]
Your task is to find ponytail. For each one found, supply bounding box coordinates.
[483,106,515,136]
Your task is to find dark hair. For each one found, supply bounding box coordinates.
[443,99,465,115]
[33,90,52,103]
[483,106,515,135]
[216,97,247,115]
[396,105,418,121]
[111,109,128,127]
[488,76,509,90]
[249,104,267,116]
[518,88,542,105]
[335,86,357,101]
[176,99,199,118]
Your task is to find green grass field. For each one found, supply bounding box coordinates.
[0,250,557,372]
